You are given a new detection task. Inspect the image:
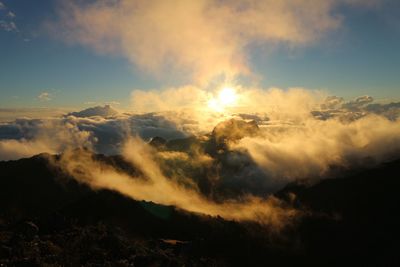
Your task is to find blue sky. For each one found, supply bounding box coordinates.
[0,0,399,109]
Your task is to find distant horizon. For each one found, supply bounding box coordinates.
[1,91,400,111]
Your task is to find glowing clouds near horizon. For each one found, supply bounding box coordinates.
[208,87,239,112]
[1,88,400,227]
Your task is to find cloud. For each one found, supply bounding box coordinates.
[130,85,239,135]
[312,95,400,122]
[54,137,297,227]
[0,108,73,123]
[342,95,374,110]
[2,88,399,161]
[0,118,94,160]
[52,0,377,83]
[0,139,53,161]
[321,96,345,110]
[129,86,328,134]
[0,20,17,32]
[84,101,121,106]
[131,86,400,188]
[0,110,193,157]
[48,90,400,225]
[38,92,52,101]
[1,90,400,198]
[7,11,15,18]
[104,101,120,106]
[365,102,400,121]
[0,89,399,228]
[131,86,209,113]
[0,2,18,33]
[234,115,400,186]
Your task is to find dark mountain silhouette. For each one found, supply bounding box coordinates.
[149,136,167,149]
[67,105,118,118]
[212,119,259,150]
[1,150,400,266]
[0,153,289,266]
[158,119,260,154]
[278,159,400,266]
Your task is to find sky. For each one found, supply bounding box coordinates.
[0,0,399,109]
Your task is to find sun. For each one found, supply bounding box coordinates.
[218,87,237,106]
[208,87,238,112]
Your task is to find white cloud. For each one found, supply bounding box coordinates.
[1,88,399,165]
[0,111,191,156]
[84,101,121,106]
[53,0,377,84]
[104,101,120,106]
[37,92,52,101]
[235,114,400,186]
[0,118,94,160]
[131,85,209,113]
[0,108,73,123]
[0,2,18,32]
[0,20,17,32]
[7,11,15,18]
[55,137,297,227]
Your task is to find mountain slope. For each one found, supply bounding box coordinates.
[0,154,399,266]
[278,159,400,266]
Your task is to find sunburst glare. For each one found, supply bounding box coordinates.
[208,87,238,112]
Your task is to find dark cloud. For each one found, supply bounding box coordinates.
[320,96,345,110]
[313,95,400,121]
[365,102,400,121]
[0,108,191,157]
[342,95,374,110]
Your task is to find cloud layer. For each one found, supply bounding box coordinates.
[1,88,399,179]
[1,87,399,225]
[0,118,94,160]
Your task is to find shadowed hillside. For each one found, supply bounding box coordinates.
[1,152,400,266]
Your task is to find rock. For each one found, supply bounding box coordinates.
[0,245,11,258]
[149,136,167,148]
[212,119,259,144]
[67,105,118,118]
[16,221,39,241]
